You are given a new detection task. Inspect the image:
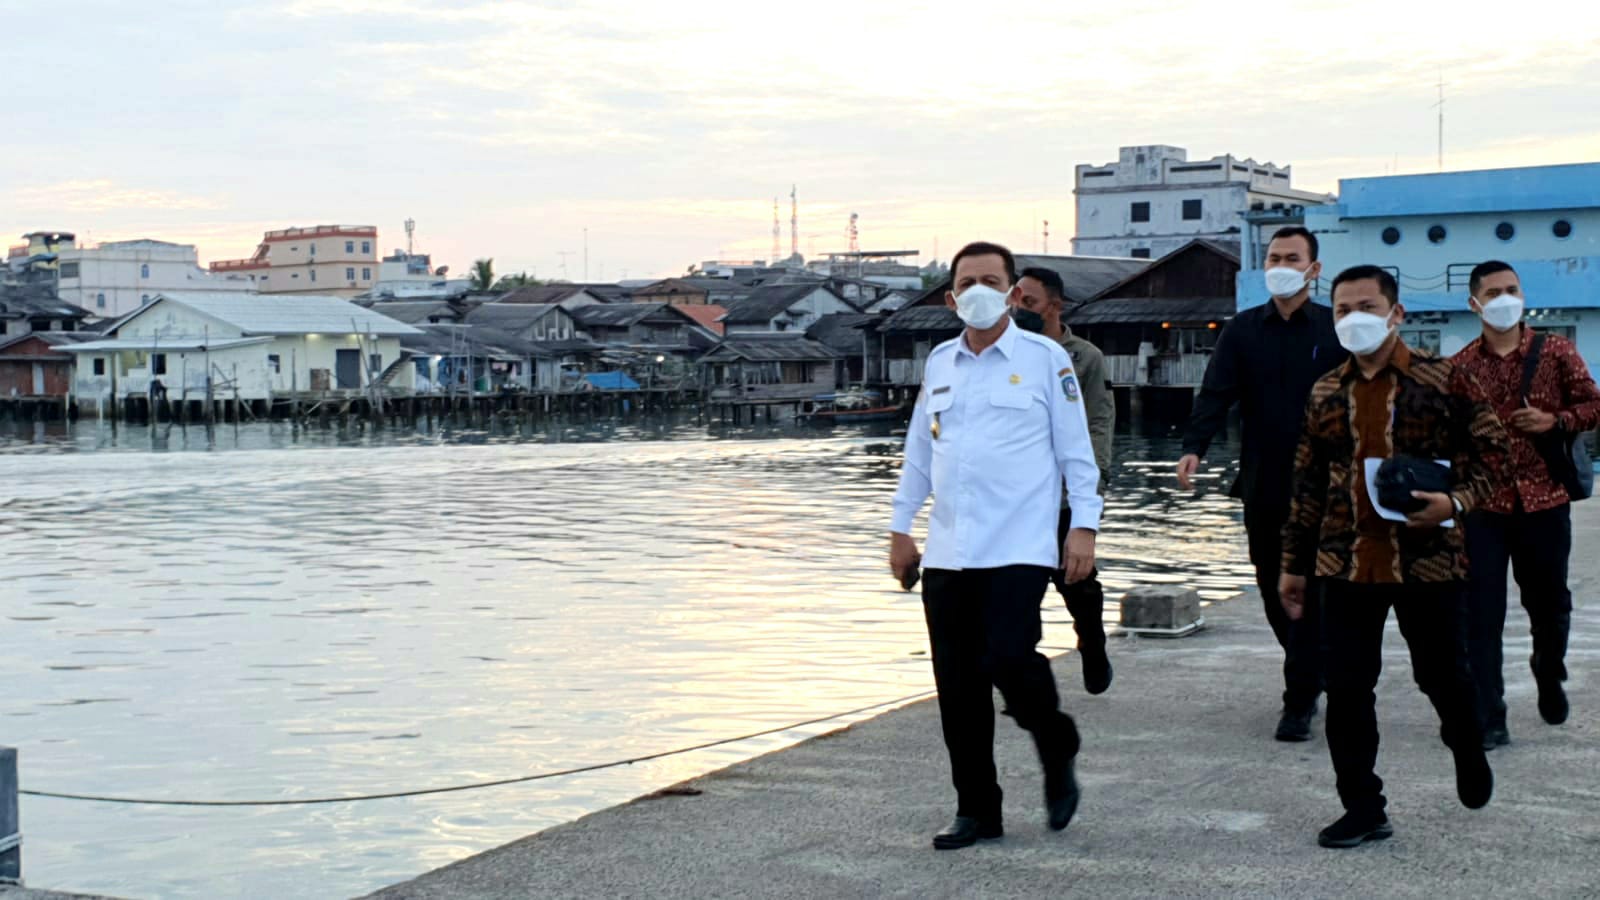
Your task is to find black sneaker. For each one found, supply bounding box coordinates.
[1081,644,1113,696]
[1275,702,1317,742]
[1537,679,1569,726]
[1481,723,1511,751]
[1454,745,1494,809]
[1317,810,1392,848]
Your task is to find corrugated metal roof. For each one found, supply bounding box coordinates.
[1067,297,1236,325]
[0,284,90,320]
[879,305,962,333]
[572,303,669,327]
[805,313,879,352]
[366,300,459,323]
[719,284,843,324]
[59,336,276,353]
[144,292,422,336]
[699,335,841,362]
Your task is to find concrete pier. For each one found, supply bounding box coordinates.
[370,506,1600,900]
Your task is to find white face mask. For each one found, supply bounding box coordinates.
[1264,266,1308,299]
[953,283,1010,330]
[1476,295,1524,333]
[1335,310,1396,356]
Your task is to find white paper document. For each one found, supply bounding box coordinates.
[1363,458,1455,529]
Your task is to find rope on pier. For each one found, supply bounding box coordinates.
[19,690,935,808]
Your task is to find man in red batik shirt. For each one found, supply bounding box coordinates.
[1453,260,1600,749]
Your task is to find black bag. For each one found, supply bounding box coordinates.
[1376,455,1453,513]
[1521,333,1593,502]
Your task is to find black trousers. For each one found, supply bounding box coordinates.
[1321,580,1482,815]
[1465,504,1573,728]
[1244,501,1323,710]
[1051,507,1106,652]
[922,565,1079,822]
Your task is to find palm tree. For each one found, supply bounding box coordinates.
[470,258,495,291]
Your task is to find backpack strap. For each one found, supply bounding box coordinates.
[1521,332,1547,405]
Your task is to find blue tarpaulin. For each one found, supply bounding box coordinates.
[583,371,640,390]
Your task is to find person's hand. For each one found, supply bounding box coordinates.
[1176,454,1201,490]
[889,532,921,588]
[1279,574,1307,621]
[1509,405,1558,434]
[1406,491,1455,528]
[1064,528,1096,585]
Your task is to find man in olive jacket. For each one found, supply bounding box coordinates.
[1015,266,1115,694]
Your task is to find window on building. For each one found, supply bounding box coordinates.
[1553,219,1574,239]
[0,322,6,335]
[1131,248,1152,259]
[152,353,168,375]
[309,243,317,256]
[140,263,150,278]
[1401,330,1441,355]
[346,241,355,253]
[346,267,356,281]
[310,269,317,282]
[361,241,371,254]
[1131,202,1151,223]
[1427,224,1448,244]
[292,273,299,279]
[1381,226,1401,245]
[1495,222,1516,242]
[60,262,80,278]
[1182,199,1203,221]
[93,358,106,376]
[96,293,107,308]
[141,294,150,304]
[369,353,383,374]
[362,267,371,280]
[268,354,281,374]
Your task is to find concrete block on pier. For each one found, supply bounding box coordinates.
[1119,586,1203,634]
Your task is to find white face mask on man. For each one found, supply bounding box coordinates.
[1475,295,1525,333]
[1335,310,1397,356]
[953,284,1010,329]
[1264,267,1309,299]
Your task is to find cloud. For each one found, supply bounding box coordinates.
[10,180,226,214]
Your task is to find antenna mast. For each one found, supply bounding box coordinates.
[1434,71,1447,172]
[790,185,799,262]
[404,218,415,256]
[772,198,781,265]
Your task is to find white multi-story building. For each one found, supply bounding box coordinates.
[1072,145,1331,259]
[10,234,256,319]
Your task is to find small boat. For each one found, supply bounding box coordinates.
[799,389,905,425]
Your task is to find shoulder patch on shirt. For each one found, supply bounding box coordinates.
[1057,367,1073,377]
[1060,372,1080,402]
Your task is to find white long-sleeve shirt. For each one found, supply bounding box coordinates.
[890,319,1103,570]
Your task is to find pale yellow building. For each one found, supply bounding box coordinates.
[210,225,380,297]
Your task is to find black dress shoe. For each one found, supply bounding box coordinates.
[1275,702,1317,742]
[932,816,1002,850]
[1081,645,1113,696]
[1045,755,1081,831]
[1454,745,1494,809]
[1317,810,1393,848]
[1537,679,1569,726]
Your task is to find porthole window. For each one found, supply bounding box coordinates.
[1553,219,1574,239]
[1427,225,1448,244]
[1381,226,1401,245]
[1495,222,1515,242]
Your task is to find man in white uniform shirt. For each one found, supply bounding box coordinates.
[889,241,1104,850]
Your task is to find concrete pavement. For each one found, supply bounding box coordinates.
[369,506,1600,899]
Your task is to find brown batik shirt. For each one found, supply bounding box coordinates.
[1281,341,1510,584]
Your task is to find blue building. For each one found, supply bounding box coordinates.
[1238,162,1600,372]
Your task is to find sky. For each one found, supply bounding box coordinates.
[3,0,1599,280]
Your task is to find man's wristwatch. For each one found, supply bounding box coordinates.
[1451,495,1465,516]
